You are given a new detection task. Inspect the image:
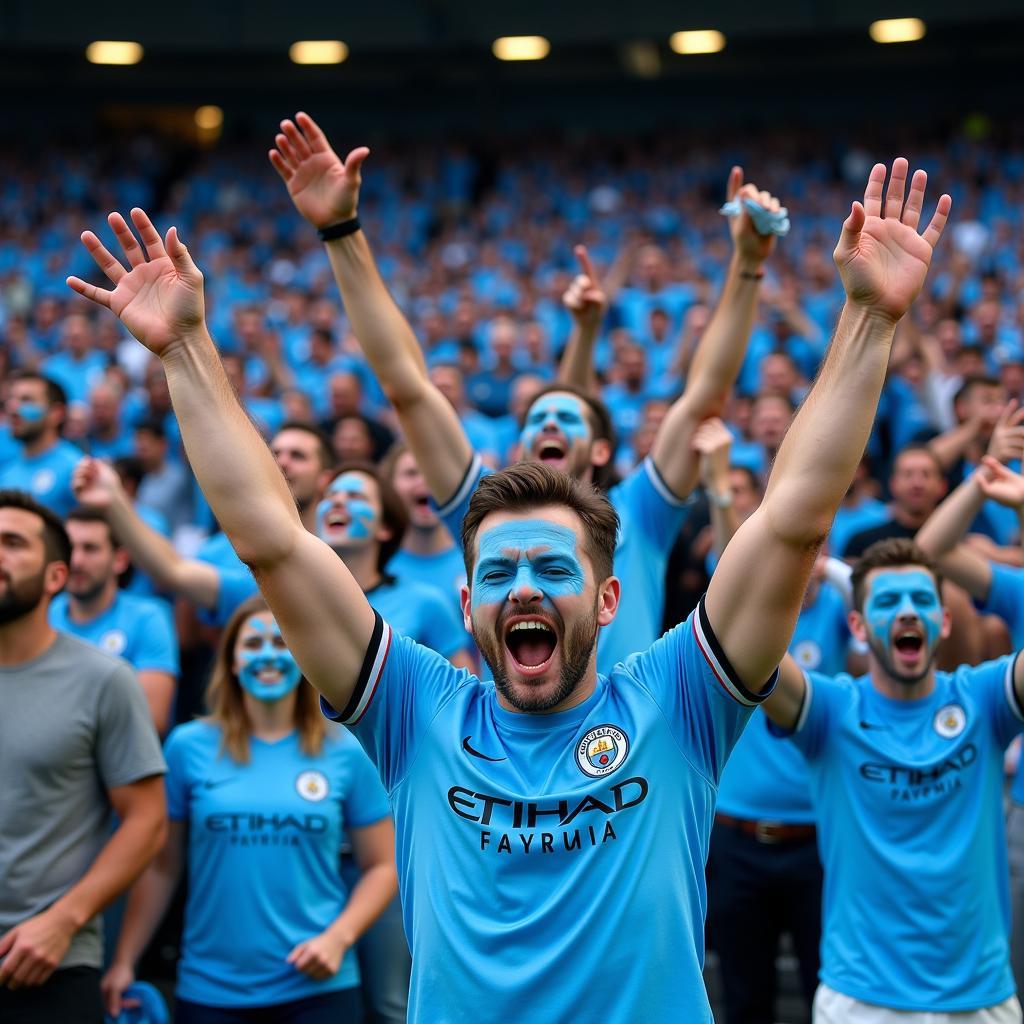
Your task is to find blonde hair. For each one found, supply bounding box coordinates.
[203,594,327,763]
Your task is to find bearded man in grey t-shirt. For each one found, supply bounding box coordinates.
[0,490,167,1024]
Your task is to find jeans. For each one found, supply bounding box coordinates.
[0,965,103,1024]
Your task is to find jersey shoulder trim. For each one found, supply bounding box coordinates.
[693,595,776,707]
[1004,652,1024,723]
[436,452,484,518]
[320,611,393,725]
[643,455,694,508]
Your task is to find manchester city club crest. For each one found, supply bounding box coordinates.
[100,630,128,656]
[934,703,967,739]
[295,770,330,802]
[575,724,630,778]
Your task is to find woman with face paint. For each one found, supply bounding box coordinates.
[101,596,397,1024]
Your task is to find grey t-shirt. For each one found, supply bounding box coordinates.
[0,632,166,970]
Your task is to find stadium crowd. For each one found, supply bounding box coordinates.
[2,113,1024,1023]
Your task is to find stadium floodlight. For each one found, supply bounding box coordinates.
[492,36,551,61]
[669,30,726,55]
[85,41,144,65]
[869,18,926,43]
[195,106,224,131]
[289,40,349,65]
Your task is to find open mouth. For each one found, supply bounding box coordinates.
[536,439,567,464]
[323,509,350,529]
[892,630,924,665]
[503,617,558,676]
[255,666,284,685]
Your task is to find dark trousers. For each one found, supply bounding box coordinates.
[175,987,363,1023]
[0,965,103,1024]
[707,821,823,1024]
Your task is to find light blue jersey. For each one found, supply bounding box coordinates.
[324,598,773,1022]
[830,497,890,558]
[437,454,690,673]
[781,659,1023,1012]
[164,721,390,1007]
[367,577,468,660]
[209,566,260,627]
[0,438,82,516]
[49,591,178,675]
[983,562,1024,649]
[716,583,851,823]
[386,546,466,620]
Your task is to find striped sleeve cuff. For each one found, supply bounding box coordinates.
[643,456,695,508]
[1005,653,1024,724]
[436,453,483,519]
[692,595,777,707]
[320,612,393,725]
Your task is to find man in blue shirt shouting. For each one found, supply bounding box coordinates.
[765,536,1024,1023]
[68,154,949,1021]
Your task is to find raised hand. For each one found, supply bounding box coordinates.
[72,457,125,510]
[987,399,1024,464]
[692,417,734,490]
[976,456,1024,510]
[269,112,368,229]
[834,158,952,324]
[727,166,780,265]
[562,245,607,330]
[67,209,205,357]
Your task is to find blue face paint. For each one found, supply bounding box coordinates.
[472,519,586,610]
[316,473,377,542]
[519,394,590,454]
[17,402,45,423]
[864,570,943,650]
[236,618,302,702]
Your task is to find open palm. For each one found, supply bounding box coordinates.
[67,209,204,357]
[269,112,368,229]
[834,159,951,323]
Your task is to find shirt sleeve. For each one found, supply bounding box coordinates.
[982,563,1024,644]
[134,602,180,675]
[340,737,393,829]
[964,655,1024,750]
[623,595,777,784]
[162,727,191,822]
[434,455,490,542]
[613,456,693,542]
[94,661,167,790]
[210,566,260,628]
[320,612,471,792]
[769,670,839,761]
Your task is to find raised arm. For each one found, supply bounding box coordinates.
[693,418,740,558]
[558,245,606,392]
[68,209,373,712]
[648,169,782,498]
[707,159,951,710]
[269,113,473,505]
[73,457,221,610]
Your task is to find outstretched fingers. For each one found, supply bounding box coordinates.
[295,111,329,153]
[108,212,145,268]
[80,230,126,284]
[268,148,293,181]
[280,119,312,160]
[130,208,167,262]
[901,169,928,230]
[274,133,299,167]
[574,244,598,283]
[343,146,370,180]
[922,193,953,249]
[726,165,742,202]
[66,275,113,309]
[838,201,866,250]
[884,157,909,220]
[863,163,887,219]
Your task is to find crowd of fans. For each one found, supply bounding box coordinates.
[3,118,1024,1023]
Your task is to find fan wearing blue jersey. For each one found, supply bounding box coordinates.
[50,507,177,735]
[101,597,397,1024]
[917,453,1024,996]
[0,372,83,517]
[266,112,786,671]
[69,153,948,1020]
[764,537,1024,1023]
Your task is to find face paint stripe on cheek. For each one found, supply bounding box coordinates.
[865,570,943,647]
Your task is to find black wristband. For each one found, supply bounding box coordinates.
[739,268,765,281]
[317,217,361,242]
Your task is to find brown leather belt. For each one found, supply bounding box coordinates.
[715,813,816,845]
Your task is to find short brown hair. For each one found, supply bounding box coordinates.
[0,489,71,565]
[461,463,619,583]
[851,538,943,611]
[66,506,120,549]
[273,421,336,474]
[203,595,326,764]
